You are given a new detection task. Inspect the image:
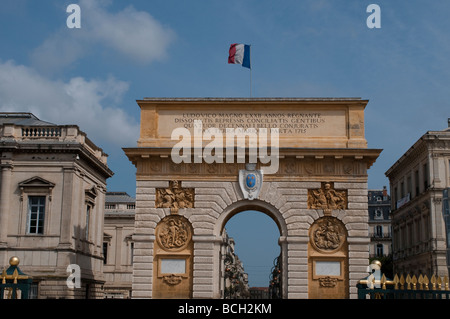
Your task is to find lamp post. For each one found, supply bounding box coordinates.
[224,254,235,299]
[269,255,282,299]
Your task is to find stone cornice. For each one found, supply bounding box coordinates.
[385,130,450,179]
[1,141,113,178]
[123,147,380,182]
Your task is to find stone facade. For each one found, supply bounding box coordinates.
[0,112,113,299]
[386,122,450,277]
[103,192,135,298]
[368,187,392,258]
[124,98,381,299]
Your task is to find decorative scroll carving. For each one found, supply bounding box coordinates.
[156,180,194,210]
[319,276,338,288]
[156,215,192,251]
[307,182,347,213]
[310,217,346,253]
[163,274,183,286]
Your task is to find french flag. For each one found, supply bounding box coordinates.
[228,44,251,69]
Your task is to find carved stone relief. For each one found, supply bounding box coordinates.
[319,276,338,288]
[310,216,346,253]
[156,180,194,210]
[163,274,183,286]
[138,157,365,178]
[307,182,347,214]
[155,215,192,252]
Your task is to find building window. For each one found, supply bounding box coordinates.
[423,163,428,190]
[375,225,383,237]
[376,244,384,256]
[103,242,108,264]
[407,175,412,199]
[85,205,91,240]
[394,187,398,206]
[401,182,405,198]
[374,209,383,220]
[130,242,134,265]
[414,170,420,196]
[28,196,46,234]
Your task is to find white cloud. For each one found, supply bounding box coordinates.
[0,60,139,148]
[85,1,175,63]
[30,0,175,72]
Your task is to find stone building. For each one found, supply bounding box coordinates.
[103,192,135,298]
[124,98,381,299]
[385,120,450,277]
[0,112,113,298]
[220,229,249,299]
[368,186,391,258]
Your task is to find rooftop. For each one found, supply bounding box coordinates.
[0,112,56,126]
[385,120,450,177]
[106,192,136,204]
[141,97,365,101]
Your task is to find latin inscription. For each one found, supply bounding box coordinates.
[158,110,346,137]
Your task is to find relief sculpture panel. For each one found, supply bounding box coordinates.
[307,182,347,214]
[155,180,195,210]
[156,215,192,252]
[309,216,346,253]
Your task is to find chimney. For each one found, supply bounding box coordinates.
[382,186,388,200]
[448,118,450,128]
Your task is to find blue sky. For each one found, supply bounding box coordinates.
[1,0,449,287]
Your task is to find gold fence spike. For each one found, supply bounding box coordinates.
[437,276,442,290]
[444,276,449,290]
[411,275,417,290]
[393,274,399,290]
[381,274,387,290]
[423,275,429,290]
[400,274,405,290]
[12,268,18,284]
[431,275,436,290]
[406,274,412,290]
[418,274,424,290]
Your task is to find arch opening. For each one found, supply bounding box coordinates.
[216,200,287,299]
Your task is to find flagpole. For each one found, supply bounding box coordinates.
[249,45,252,98]
[250,67,252,98]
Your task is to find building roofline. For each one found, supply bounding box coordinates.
[385,128,450,177]
[140,97,366,102]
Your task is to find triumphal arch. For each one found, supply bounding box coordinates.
[123,98,381,299]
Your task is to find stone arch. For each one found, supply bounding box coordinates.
[214,199,288,238]
[214,199,288,299]
[124,98,381,299]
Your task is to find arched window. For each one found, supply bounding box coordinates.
[374,209,383,220]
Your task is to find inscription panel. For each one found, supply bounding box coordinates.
[315,261,341,276]
[157,110,347,138]
[160,259,186,274]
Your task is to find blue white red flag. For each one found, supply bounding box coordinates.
[228,44,251,69]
